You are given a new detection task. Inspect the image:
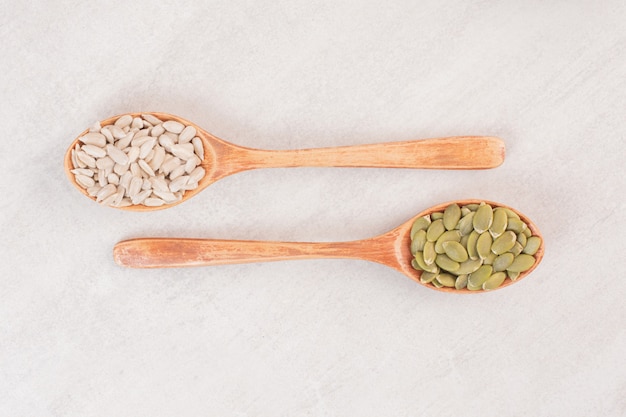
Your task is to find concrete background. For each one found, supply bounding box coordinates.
[1,1,624,415]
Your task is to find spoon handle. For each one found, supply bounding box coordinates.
[114,237,391,268]
[239,136,504,170]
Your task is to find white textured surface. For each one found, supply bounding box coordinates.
[1,1,625,416]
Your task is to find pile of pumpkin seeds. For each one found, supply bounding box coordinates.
[410,202,541,291]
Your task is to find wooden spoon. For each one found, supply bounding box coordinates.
[64,112,505,211]
[113,200,544,293]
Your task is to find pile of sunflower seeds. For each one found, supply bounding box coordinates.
[410,202,542,291]
[70,114,206,207]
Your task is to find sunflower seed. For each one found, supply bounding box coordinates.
[138,159,155,177]
[80,132,106,147]
[178,126,196,144]
[114,114,133,128]
[71,168,94,177]
[96,184,117,202]
[75,174,94,188]
[189,166,205,183]
[163,120,184,133]
[192,137,204,159]
[169,175,189,192]
[106,144,129,165]
[77,151,96,168]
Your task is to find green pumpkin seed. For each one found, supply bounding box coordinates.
[523,227,532,237]
[431,212,444,220]
[423,241,437,265]
[460,234,469,247]
[461,207,471,216]
[411,258,421,271]
[507,254,536,272]
[435,254,460,272]
[443,203,461,231]
[482,272,506,290]
[455,274,468,290]
[432,278,444,288]
[491,231,517,255]
[426,219,445,242]
[466,230,479,260]
[442,241,469,262]
[516,232,527,247]
[492,253,515,272]
[467,265,493,290]
[476,232,493,260]
[410,216,431,240]
[490,208,508,238]
[458,212,475,236]
[455,258,483,274]
[463,204,479,211]
[507,270,520,281]
[510,242,524,256]
[414,252,439,273]
[482,251,497,265]
[507,218,527,234]
[473,203,493,233]
[420,271,439,284]
[523,236,542,255]
[435,230,461,254]
[410,229,427,254]
[501,207,520,219]
[437,273,456,287]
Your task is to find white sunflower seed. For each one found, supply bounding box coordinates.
[115,131,135,149]
[96,156,115,170]
[100,192,119,206]
[152,189,177,202]
[80,132,106,147]
[134,128,150,139]
[143,197,165,207]
[149,146,166,171]
[110,125,126,139]
[158,134,174,150]
[169,165,186,180]
[113,163,129,176]
[178,126,196,144]
[181,180,198,191]
[82,144,107,158]
[192,137,204,159]
[87,185,101,197]
[130,162,141,177]
[117,198,132,208]
[75,174,95,188]
[106,144,129,165]
[170,143,195,160]
[131,117,143,129]
[98,169,108,187]
[169,176,189,192]
[163,120,184,133]
[89,121,102,132]
[96,184,117,202]
[71,168,94,177]
[120,171,133,191]
[70,149,80,168]
[189,166,205,183]
[141,178,152,190]
[127,146,140,164]
[128,176,143,197]
[107,173,120,185]
[114,114,133,128]
[77,151,96,168]
[150,176,169,192]
[184,157,197,173]
[139,138,156,159]
[138,159,155,176]
[141,114,163,125]
[151,124,165,137]
[101,127,115,143]
[131,189,151,205]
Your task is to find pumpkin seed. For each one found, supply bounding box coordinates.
[507,254,536,272]
[523,236,542,255]
[455,274,468,290]
[467,230,479,260]
[507,218,527,234]
[482,272,506,290]
[410,216,431,240]
[435,254,460,272]
[435,230,461,254]
[431,212,444,220]
[510,242,524,256]
[423,241,437,265]
[482,252,497,265]
[426,219,445,242]
[502,207,520,219]
[463,204,479,211]
[523,227,532,237]
[414,252,439,273]
[507,270,520,281]
[432,278,444,288]
[420,271,439,284]
[442,241,468,262]
[492,253,515,272]
[455,258,483,275]
[491,231,517,255]
[473,203,493,233]
[458,212,475,235]
[476,232,493,260]
[461,207,471,216]
[411,259,421,271]
[443,203,461,231]
[517,232,527,247]
[467,265,493,289]
[490,208,508,238]
[410,229,427,254]
[460,234,469,247]
[437,273,456,287]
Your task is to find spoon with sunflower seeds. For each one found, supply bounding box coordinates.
[65,112,505,211]
[113,200,544,293]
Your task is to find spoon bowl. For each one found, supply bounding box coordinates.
[65,112,505,211]
[113,199,544,293]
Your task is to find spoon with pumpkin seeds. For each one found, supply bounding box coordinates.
[65,112,505,210]
[113,199,544,293]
